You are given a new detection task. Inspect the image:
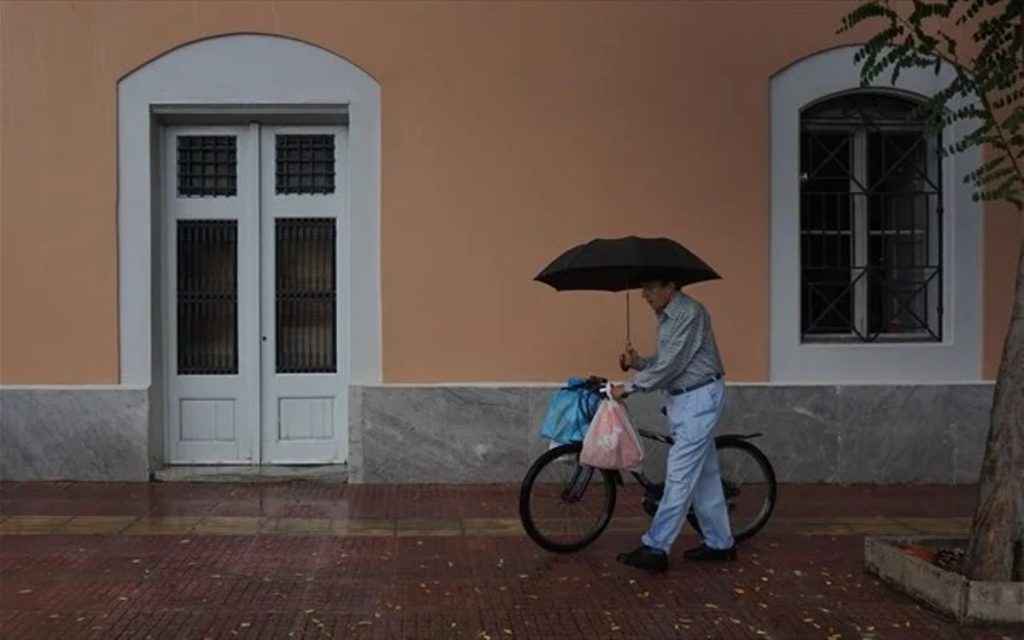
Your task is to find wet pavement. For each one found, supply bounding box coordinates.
[1,482,1020,639]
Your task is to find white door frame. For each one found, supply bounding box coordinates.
[117,35,382,467]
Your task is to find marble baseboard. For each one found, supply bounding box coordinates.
[0,383,993,484]
[349,386,530,483]
[0,388,149,481]
[350,384,994,485]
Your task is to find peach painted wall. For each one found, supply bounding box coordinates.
[0,1,1017,384]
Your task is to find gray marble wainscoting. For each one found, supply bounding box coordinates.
[350,386,530,484]
[348,384,994,484]
[0,387,150,481]
[0,384,993,483]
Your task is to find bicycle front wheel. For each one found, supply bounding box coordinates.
[519,442,617,553]
[687,438,777,542]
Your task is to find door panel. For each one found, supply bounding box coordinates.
[163,123,348,465]
[164,125,260,464]
[260,125,349,464]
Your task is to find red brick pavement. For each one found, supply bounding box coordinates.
[1,482,1020,640]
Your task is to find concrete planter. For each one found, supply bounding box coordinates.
[865,536,1024,624]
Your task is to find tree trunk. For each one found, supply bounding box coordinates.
[964,236,1024,582]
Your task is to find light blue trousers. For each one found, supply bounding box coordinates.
[641,379,734,553]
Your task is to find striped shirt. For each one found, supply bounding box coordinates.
[627,291,725,393]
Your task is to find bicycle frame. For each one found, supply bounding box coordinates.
[573,377,767,513]
[609,429,764,490]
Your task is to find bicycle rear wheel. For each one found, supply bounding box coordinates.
[687,438,776,542]
[519,442,617,553]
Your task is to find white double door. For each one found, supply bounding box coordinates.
[163,123,349,464]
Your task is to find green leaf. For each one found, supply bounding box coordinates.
[975,166,1017,186]
[839,0,1024,212]
[838,1,899,34]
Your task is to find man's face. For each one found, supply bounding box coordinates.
[640,281,676,313]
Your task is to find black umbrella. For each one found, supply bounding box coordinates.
[534,235,720,346]
[534,236,720,291]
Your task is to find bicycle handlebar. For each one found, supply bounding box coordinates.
[580,375,630,399]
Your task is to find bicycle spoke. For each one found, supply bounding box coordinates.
[526,447,610,548]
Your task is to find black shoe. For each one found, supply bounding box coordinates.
[616,545,668,572]
[683,543,737,562]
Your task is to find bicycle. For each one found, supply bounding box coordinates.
[519,377,777,553]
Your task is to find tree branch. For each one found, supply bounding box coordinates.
[878,0,1024,205]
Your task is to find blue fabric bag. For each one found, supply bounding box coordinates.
[540,377,602,444]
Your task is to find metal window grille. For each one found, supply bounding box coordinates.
[177,136,237,197]
[799,92,943,343]
[177,221,239,374]
[276,218,337,373]
[275,135,336,195]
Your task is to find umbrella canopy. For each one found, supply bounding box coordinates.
[534,235,720,292]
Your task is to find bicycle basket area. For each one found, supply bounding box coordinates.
[539,377,602,444]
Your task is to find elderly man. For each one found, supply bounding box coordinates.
[609,278,734,572]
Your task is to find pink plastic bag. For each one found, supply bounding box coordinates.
[580,399,644,470]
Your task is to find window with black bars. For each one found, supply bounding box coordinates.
[276,219,337,373]
[177,136,237,197]
[177,221,239,374]
[275,135,336,195]
[799,92,943,342]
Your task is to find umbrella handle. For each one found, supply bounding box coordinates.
[619,292,632,372]
[626,291,632,347]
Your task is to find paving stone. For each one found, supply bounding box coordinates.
[0,482,1019,639]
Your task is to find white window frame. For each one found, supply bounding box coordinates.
[770,46,983,383]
